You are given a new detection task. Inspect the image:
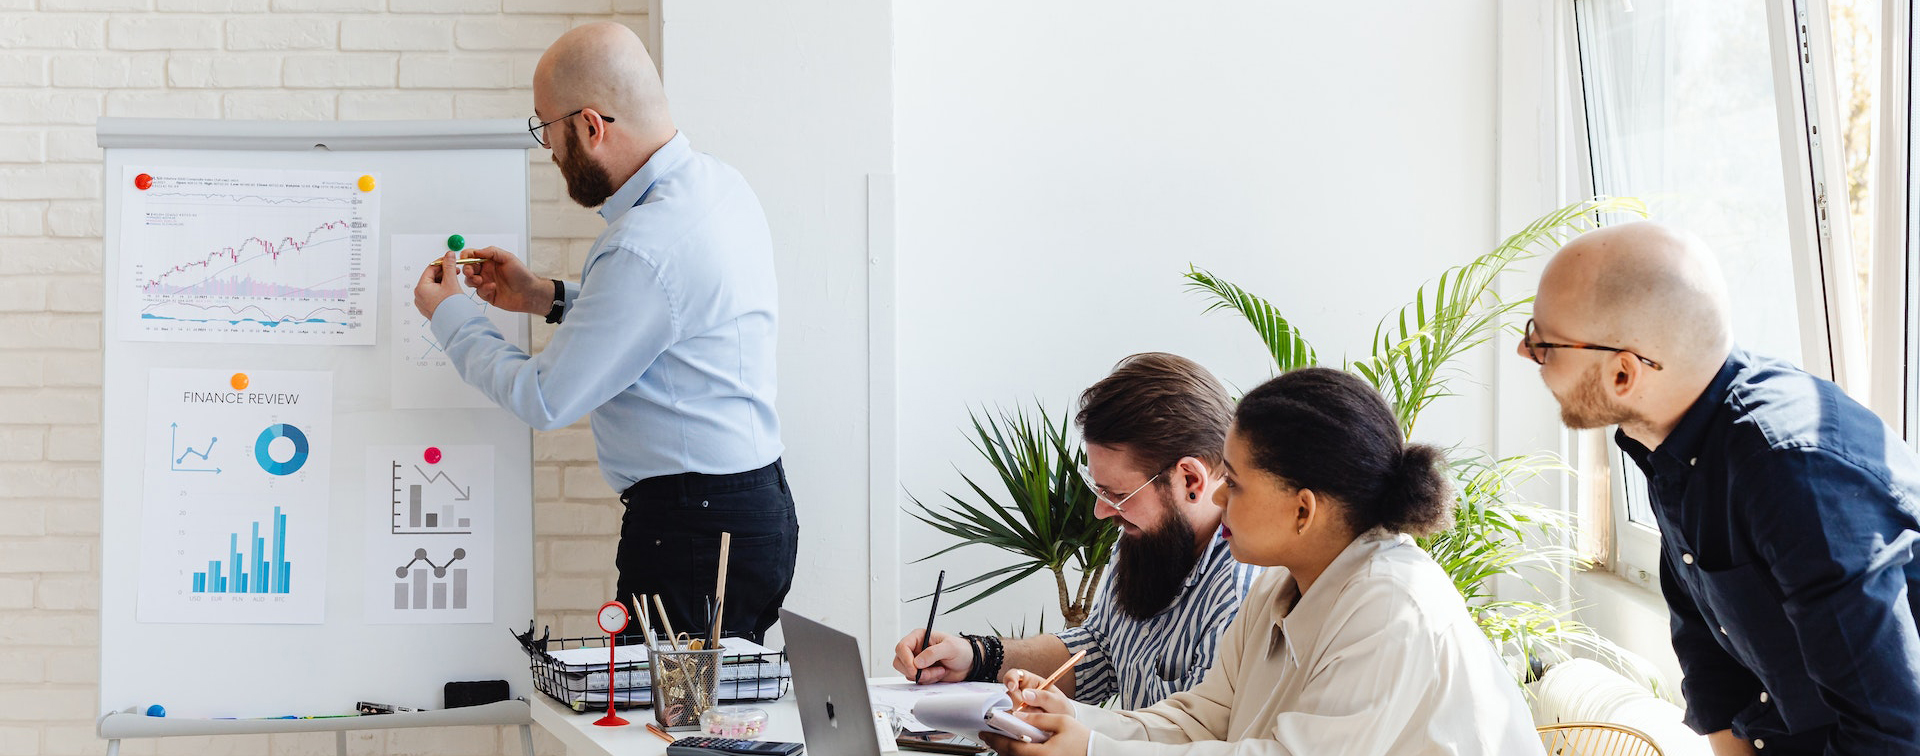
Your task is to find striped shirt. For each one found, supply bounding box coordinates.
[1056,528,1262,709]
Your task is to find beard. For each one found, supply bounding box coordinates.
[558,127,617,208]
[1109,496,1203,622]
[1556,361,1641,429]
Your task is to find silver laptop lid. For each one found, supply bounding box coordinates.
[780,609,882,755]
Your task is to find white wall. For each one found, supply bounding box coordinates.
[657,1,1511,673]
[655,0,895,653]
[892,1,1504,645]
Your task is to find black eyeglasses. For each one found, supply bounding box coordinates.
[526,109,615,148]
[1522,317,1663,370]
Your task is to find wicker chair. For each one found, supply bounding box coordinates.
[1537,722,1665,756]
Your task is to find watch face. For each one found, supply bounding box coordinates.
[596,601,628,634]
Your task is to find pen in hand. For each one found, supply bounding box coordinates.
[1012,649,1086,712]
[916,570,945,684]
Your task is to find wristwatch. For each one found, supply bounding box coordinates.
[544,279,566,324]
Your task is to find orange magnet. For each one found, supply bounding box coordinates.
[229,373,249,391]
[357,175,376,192]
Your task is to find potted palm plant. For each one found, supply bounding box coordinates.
[1183,196,1648,675]
[906,404,1116,628]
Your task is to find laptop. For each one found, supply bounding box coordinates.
[780,609,883,755]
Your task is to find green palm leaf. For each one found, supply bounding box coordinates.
[1352,196,1648,434]
[1184,265,1318,371]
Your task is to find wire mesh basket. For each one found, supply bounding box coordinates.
[515,625,790,712]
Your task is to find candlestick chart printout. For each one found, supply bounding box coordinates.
[118,166,379,345]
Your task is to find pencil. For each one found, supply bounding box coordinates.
[645,722,675,743]
[916,570,946,684]
[652,594,682,651]
[711,532,732,647]
[1012,650,1086,712]
[425,257,486,268]
[632,593,655,651]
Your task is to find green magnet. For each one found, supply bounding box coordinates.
[447,234,466,251]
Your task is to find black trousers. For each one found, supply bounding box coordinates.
[616,459,798,645]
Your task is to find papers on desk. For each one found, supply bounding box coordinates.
[544,636,776,669]
[911,689,1052,743]
[581,659,792,690]
[866,681,1005,732]
[533,636,789,708]
[571,678,789,706]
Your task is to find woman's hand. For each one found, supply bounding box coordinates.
[1002,667,1063,705]
[980,685,1089,756]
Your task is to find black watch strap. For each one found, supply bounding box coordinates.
[544,279,566,324]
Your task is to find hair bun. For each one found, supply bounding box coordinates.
[1377,444,1454,536]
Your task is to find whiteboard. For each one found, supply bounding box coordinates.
[97,118,536,719]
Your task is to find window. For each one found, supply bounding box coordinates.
[1570,0,1868,580]
[1574,0,1807,556]
[1575,0,1807,367]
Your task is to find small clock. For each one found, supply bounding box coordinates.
[597,600,629,635]
[591,600,633,727]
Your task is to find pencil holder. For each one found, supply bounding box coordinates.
[649,645,723,730]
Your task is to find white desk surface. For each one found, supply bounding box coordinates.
[530,677,911,756]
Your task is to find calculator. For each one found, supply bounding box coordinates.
[664,736,804,756]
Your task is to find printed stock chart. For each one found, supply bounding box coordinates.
[120,167,379,345]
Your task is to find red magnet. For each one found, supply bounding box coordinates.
[424,446,442,464]
[134,173,153,190]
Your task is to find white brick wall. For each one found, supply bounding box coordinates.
[0,4,652,754]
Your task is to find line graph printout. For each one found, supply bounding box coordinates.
[364,445,494,624]
[389,233,527,409]
[118,166,379,345]
[139,369,332,624]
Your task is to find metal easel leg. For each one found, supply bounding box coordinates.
[336,729,348,756]
[105,739,119,756]
[518,723,535,756]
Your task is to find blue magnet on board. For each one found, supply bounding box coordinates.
[145,705,165,717]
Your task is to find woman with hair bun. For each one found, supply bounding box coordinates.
[984,367,1542,756]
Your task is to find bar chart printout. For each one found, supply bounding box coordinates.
[139,369,332,624]
[394,548,467,610]
[365,445,494,624]
[191,507,293,595]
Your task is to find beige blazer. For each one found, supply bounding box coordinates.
[1078,529,1544,756]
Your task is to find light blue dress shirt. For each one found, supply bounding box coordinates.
[430,132,783,491]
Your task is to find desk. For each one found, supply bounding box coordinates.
[530,678,905,756]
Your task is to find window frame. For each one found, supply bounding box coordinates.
[1765,0,1870,390]
[1564,0,1865,587]
[1870,0,1917,443]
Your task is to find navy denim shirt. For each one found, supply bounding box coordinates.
[1617,349,1920,754]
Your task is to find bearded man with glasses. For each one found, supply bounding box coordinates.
[411,22,794,644]
[891,352,1262,708]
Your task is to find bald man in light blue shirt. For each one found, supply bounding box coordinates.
[413,21,796,642]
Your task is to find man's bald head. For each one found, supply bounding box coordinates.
[534,22,673,142]
[1536,221,1732,376]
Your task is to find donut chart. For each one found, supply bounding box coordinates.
[255,423,310,476]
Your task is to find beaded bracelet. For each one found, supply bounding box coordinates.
[963,633,1004,683]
